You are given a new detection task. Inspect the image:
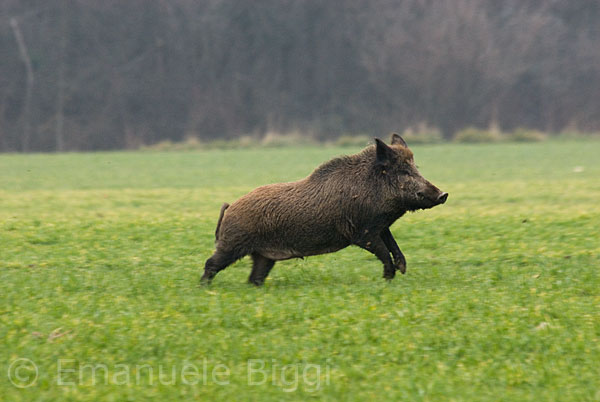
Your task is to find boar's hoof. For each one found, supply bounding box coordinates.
[199,272,215,285]
[396,262,407,275]
[248,278,265,287]
[383,268,396,281]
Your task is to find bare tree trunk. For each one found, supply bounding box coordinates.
[10,17,35,153]
[55,0,68,152]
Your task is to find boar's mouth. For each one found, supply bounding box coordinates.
[410,191,448,210]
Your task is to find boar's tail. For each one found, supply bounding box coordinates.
[215,202,230,242]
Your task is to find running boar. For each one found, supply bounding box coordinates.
[201,133,448,285]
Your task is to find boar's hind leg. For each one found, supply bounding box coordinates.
[354,237,397,280]
[380,228,407,274]
[248,253,275,286]
[201,249,243,284]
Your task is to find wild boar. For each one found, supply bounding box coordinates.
[201,133,448,285]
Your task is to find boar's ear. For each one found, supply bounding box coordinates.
[375,138,395,166]
[390,133,408,147]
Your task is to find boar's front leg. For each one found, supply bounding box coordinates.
[380,227,407,274]
[354,237,397,280]
[248,253,275,286]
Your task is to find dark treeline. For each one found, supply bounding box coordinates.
[1,0,599,152]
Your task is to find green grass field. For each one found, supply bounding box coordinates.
[1,141,599,401]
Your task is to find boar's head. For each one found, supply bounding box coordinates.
[375,133,448,211]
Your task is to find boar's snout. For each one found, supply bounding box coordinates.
[416,184,448,208]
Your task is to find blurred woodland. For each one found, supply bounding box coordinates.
[1,0,599,151]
